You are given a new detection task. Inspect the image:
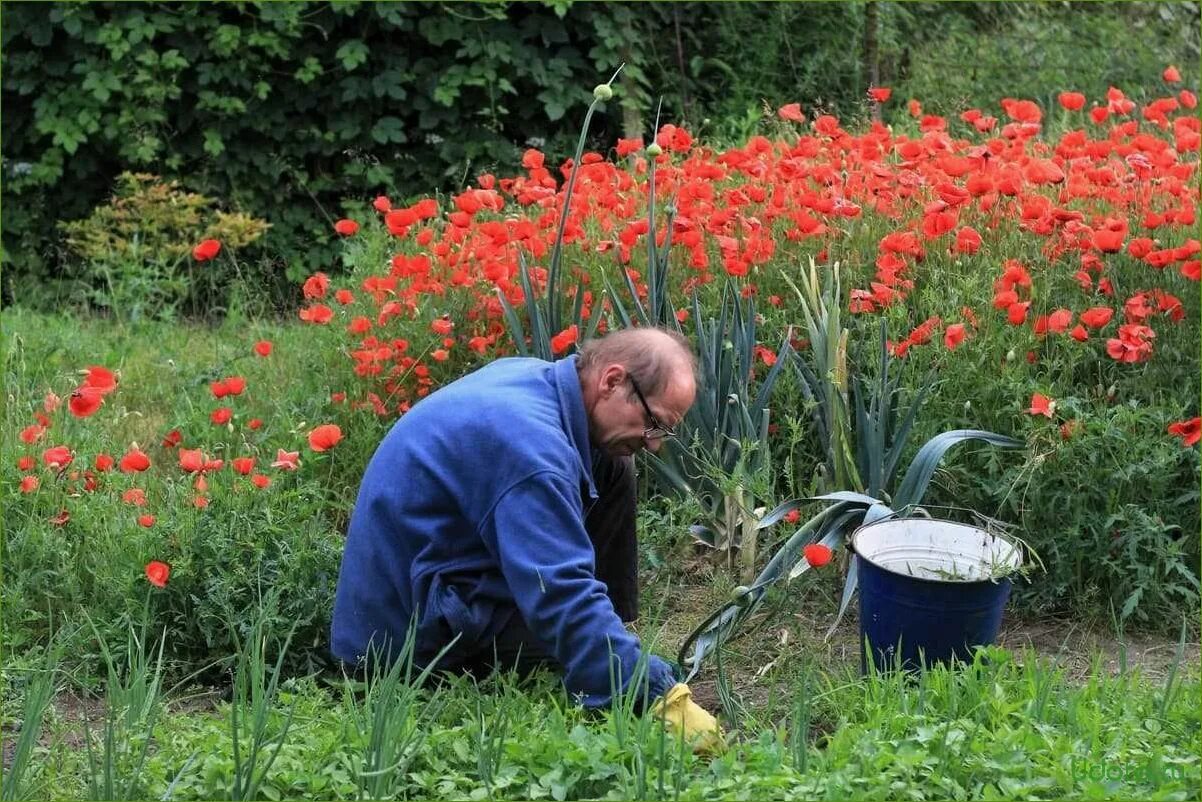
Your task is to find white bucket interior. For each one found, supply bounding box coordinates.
[852,519,1022,583]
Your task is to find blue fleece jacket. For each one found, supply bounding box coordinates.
[331,355,675,707]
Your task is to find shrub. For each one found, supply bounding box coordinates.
[57,173,269,320]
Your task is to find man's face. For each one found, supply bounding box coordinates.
[587,364,695,457]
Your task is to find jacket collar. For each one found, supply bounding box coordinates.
[552,355,597,500]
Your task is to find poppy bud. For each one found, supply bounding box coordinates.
[963,401,972,413]
[646,142,663,157]
[1106,383,1117,401]
[593,84,613,102]
[1005,348,1017,363]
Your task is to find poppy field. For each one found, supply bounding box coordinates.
[3,68,1201,799]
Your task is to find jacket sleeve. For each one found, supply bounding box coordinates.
[480,470,676,708]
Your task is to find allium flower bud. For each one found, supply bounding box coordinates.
[593,84,613,102]
[646,142,663,157]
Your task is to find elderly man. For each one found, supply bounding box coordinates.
[332,327,716,733]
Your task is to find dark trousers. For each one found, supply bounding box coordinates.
[458,449,640,677]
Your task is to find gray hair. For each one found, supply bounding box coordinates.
[575,327,697,398]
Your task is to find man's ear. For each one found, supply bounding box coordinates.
[600,364,626,396]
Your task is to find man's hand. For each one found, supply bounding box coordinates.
[650,682,726,755]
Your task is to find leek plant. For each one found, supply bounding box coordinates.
[678,259,1023,678]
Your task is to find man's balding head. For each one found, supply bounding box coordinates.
[576,327,697,396]
[576,328,697,457]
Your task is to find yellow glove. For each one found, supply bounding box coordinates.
[649,682,726,755]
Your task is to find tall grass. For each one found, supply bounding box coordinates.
[1,643,61,801]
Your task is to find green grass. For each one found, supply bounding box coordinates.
[7,630,1199,801]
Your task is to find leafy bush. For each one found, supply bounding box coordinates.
[58,173,269,320]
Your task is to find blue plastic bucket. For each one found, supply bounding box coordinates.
[850,518,1022,673]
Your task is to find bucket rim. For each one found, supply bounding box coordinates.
[850,516,1022,586]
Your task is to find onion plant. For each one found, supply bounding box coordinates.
[497,69,624,360]
[644,287,793,581]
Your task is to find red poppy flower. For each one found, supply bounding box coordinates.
[1163,65,1181,83]
[430,317,454,336]
[1092,229,1124,253]
[992,290,1019,309]
[254,340,273,357]
[1080,307,1114,329]
[251,473,271,489]
[145,560,170,588]
[83,366,118,394]
[247,418,263,430]
[1057,91,1086,111]
[211,407,233,425]
[225,376,247,396]
[49,510,70,527]
[1059,419,1082,440]
[1006,301,1031,326]
[334,219,360,236]
[1047,309,1073,334]
[1069,324,1088,342]
[42,445,73,469]
[178,448,205,473]
[138,514,156,528]
[123,488,148,506]
[271,449,300,470]
[335,288,354,305]
[1167,417,1201,447]
[616,137,644,158]
[17,456,35,472]
[20,424,45,444]
[777,103,804,122]
[93,453,114,471]
[550,324,579,355]
[308,424,343,452]
[299,304,334,324]
[119,447,151,473]
[231,457,256,475]
[1027,393,1055,418]
[784,509,801,524]
[303,272,330,299]
[193,239,221,261]
[954,227,982,255]
[68,386,105,418]
[161,429,183,449]
[43,392,60,413]
[19,476,39,493]
[943,323,967,350]
[803,543,833,568]
[867,87,892,103]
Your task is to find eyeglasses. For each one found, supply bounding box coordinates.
[628,375,677,441]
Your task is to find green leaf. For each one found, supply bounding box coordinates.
[202,129,225,157]
[370,116,406,144]
[335,39,370,71]
[543,98,566,121]
[893,430,1023,510]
